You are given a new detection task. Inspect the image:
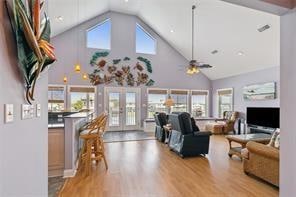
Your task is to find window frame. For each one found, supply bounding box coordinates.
[86,18,111,50]
[135,23,157,55]
[67,85,97,112]
[190,90,209,118]
[169,89,190,113]
[217,88,234,118]
[48,84,66,112]
[146,88,168,119]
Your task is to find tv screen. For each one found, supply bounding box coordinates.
[247,107,280,128]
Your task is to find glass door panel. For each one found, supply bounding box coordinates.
[108,92,120,127]
[105,87,140,131]
[126,92,136,126]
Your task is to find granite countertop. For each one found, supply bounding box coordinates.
[48,123,65,129]
[63,112,94,118]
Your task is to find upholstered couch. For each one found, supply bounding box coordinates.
[205,111,239,134]
[242,141,279,187]
[168,112,211,157]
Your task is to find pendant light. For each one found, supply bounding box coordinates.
[63,76,68,83]
[82,73,88,80]
[74,0,81,73]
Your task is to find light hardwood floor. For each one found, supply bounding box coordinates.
[59,135,279,197]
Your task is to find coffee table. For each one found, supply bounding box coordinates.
[225,133,271,159]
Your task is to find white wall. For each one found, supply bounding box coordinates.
[212,67,280,118]
[0,1,48,196]
[280,8,296,197]
[49,12,212,122]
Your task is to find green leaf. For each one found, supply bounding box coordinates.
[39,14,50,42]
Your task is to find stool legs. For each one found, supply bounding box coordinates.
[78,136,108,176]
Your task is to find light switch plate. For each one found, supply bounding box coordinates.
[4,104,14,123]
[22,104,34,120]
[36,104,41,117]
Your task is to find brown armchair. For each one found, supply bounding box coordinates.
[205,111,239,134]
[242,141,279,187]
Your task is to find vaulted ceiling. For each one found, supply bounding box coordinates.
[48,0,280,80]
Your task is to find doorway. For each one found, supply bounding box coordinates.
[104,87,141,131]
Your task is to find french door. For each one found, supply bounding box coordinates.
[104,87,141,131]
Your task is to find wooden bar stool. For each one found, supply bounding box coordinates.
[78,114,108,176]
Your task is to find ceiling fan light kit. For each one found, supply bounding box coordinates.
[184,4,212,75]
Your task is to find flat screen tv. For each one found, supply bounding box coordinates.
[247,107,280,128]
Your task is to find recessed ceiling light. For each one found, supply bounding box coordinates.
[238,51,244,56]
[124,0,129,2]
[170,30,174,33]
[56,16,63,21]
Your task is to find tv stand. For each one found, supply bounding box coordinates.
[248,125,276,135]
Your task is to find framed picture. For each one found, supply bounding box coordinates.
[22,104,35,119]
[243,82,276,101]
[4,104,14,123]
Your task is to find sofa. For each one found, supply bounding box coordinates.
[205,111,239,134]
[168,112,211,157]
[154,112,168,142]
[242,141,279,187]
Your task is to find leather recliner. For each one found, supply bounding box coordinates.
[168,112,211,157]
[154,112,168,142]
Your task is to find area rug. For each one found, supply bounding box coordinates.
[48,176,66,197]
[103,130,155,143]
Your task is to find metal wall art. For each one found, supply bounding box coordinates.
[6,0,56,104]
[88,51,155,87]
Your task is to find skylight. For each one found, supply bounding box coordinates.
[136,23,156,55]
[87,19,111,50]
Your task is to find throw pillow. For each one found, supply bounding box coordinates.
[274,134,280,149]
[268,129,280,147]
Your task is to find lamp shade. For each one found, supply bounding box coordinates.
[75,64,81,73]
[164,96,174,107]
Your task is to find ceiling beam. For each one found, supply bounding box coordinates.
[262,0,296,9]
[221,0,291,15]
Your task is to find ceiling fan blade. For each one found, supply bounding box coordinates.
[197,64,213,69]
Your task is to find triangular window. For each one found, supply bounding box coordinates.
[136,23,156,54]
[87,19,111,50]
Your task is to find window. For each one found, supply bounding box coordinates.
[147,89,168,118]
[87,19,111,49]
[170,90,188,113]
[217,88,233,118]
[136,23,156,54]
[69,86,95,111]
[191,90,208,118]
[48,86,65,112]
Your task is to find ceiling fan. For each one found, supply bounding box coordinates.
[181,5,213,75]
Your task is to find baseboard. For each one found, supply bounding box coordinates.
[63,160,79,178]
[63,169,77,178]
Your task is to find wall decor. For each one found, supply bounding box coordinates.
[4,104,14,123]
[21,104,35,119]
[243,82,276,100]
[88,51,155,87]
[36,104,41,117]
[5,0,56,104]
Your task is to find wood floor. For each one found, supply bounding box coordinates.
[59,135,279,197]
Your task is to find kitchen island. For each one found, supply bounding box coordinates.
[48,112,94,177]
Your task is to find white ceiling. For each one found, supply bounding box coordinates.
[48,0,280,80]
